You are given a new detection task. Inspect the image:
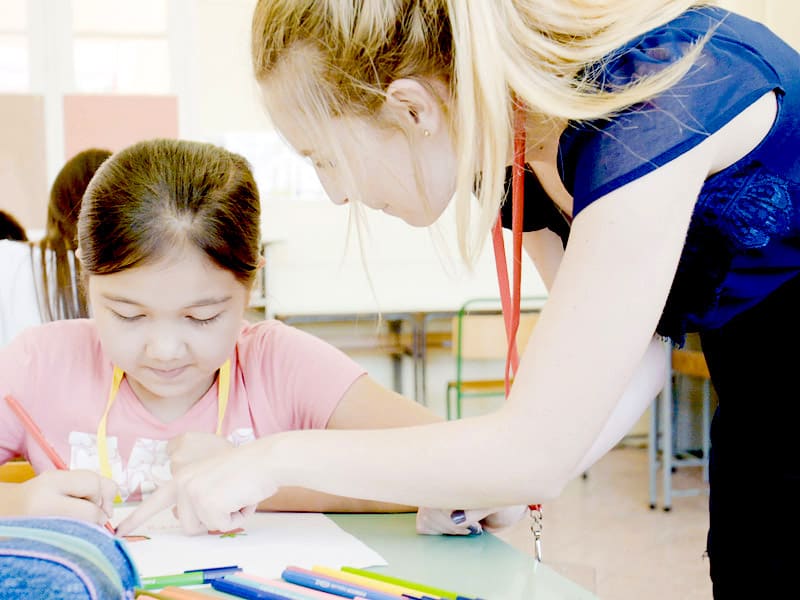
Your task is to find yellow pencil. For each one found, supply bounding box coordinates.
[311,565,441,599]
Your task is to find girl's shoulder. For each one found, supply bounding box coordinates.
[236,319,331,358]
[0,240,32,263]
[9,319,102,354]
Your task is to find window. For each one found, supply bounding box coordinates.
[71,0,169,94]
[0,0,28,92]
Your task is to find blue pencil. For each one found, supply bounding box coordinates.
[212,576,298,600]
[282,566,405,600]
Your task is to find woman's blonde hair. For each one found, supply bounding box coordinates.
[253,0,712,262]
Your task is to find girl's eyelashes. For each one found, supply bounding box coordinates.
[108,310,221,326]
[110,310,144,322]
[188,313,221,326]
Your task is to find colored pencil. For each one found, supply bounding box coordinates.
[282,566,405,600]
[236,574,342,599]
[311,566,437,599]
[340,567,477,600]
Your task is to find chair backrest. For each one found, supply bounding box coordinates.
[452,311,540,360]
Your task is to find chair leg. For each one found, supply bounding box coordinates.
[446,384,453,420]
[661,348,674,512]
[648,393,659,509]
[701,379,711,483]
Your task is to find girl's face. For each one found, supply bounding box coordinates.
[88,243,250,411]
[272,110,457,228]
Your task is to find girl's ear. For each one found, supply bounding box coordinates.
[384,78,446,138]
[249,256,266,293]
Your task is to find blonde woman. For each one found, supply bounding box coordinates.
[122,3,800,595]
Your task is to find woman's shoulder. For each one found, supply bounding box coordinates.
[562,7,793,212]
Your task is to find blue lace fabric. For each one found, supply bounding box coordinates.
[503,6,800,345]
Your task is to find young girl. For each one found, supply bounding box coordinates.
[0,148,111,345]
[120,2,800,596]
[0,139,516,534]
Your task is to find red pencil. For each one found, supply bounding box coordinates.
[4,394,117,535]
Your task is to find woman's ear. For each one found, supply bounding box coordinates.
[384,78,446,138]
[74,247,82,262]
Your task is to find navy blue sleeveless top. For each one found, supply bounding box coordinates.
[501,6,800,344]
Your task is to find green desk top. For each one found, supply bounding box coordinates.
[329,513,597,600]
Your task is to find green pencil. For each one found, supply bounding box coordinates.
[140,572,206,590]
[341,566,460,599]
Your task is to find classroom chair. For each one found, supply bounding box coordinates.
[0,458,36,483]
[445,297,543,420]
[648,338,714,511]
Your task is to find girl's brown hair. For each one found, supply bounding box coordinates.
[78,139,261,287]
[35,148,111,321]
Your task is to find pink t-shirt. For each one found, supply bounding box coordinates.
[0,319,365,500]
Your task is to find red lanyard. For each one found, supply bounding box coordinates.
[491,104,543,548]
[491,105,526,394]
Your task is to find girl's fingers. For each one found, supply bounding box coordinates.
[51,494,110,526]
[115,481,176,537]
[47,470,119,518]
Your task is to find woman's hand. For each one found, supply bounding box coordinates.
[0,470,118,525]
[115,440,277,537]
[168,432,233,476]
[415,505,529,536]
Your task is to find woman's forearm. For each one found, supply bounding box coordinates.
[256,486,415,513]
[570,337,667,477]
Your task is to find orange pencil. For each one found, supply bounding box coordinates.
[4,394,117,535]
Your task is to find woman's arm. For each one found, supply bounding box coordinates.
[257,375,439,513]
[120,93,777,534]
[120,144,705,535]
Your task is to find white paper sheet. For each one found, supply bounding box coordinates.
[111,507,387,578]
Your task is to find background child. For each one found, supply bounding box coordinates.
[0,148,111,345]
[0,138,518,535]
[0,210,28,242]
[121,2,800,597]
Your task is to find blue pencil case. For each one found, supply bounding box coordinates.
[0,516,140,599]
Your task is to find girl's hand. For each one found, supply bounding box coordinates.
[115,441,277,537]
[2,470,118,525]
[168,432,232,475]
[415,505,530,536]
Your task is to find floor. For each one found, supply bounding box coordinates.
[493,445,712,600]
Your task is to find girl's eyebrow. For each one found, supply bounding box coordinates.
[101,294,232,308]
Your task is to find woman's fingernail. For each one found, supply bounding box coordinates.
[468,525,482,535]
[451,509,466,524]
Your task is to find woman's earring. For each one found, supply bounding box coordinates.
[423,129,431,137]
